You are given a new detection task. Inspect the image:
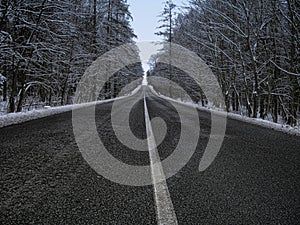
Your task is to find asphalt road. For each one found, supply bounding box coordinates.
[1,86,299,224]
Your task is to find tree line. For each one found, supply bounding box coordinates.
[0,0,142,113]
[151,0,299,126]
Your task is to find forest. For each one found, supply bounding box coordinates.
[1,0,299,127]
[151,0,299,126]
[0,0,142,113]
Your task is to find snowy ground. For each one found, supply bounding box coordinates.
[0,85,142,128]
[1,85,299,136]
[149,86,300,137]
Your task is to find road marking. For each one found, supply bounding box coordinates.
[144,94,178,225]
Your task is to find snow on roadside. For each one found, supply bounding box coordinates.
[0,104,75,128]
[226,112,300,136]
[149,85,300,136]
[0,85,142,129]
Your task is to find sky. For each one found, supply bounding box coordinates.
[127,0,185,41]
[126,0,186,76]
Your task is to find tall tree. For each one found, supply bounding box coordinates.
[0,0,141,113]
[155,0,177,96]
[151,0,300,126]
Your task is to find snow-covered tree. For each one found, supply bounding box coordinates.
[152,0,299,126]
[0,0,141,112]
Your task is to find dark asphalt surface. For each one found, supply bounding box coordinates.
[1,87,300,224]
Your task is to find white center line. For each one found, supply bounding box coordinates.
[144,94,178,225]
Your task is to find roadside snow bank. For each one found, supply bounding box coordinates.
[149,86,300,136]
[0,105,75,128]
[0,85,142,128]
[227,112,300,136]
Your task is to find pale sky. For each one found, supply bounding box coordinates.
[127,0,186,75]
[127,0,185,41]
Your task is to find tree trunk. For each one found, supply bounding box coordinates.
[3,80,7,102]
[48,89,52,106]
[245,8,260,118]
[287,0,299,126]
[259,95,265,119]
[16,73,26,112]
[232,90,236,111]
[273,95,278,123]
[9,72,17,113]
[16,85,25,112]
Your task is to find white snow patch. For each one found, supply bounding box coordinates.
[0,104,75,128]
[226,112,300,136]
[149,85,300,136]
[0,85,142,128]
